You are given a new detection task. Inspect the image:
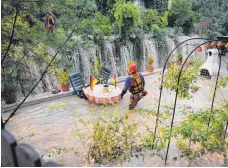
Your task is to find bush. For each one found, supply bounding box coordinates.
[54,69,70,85]
[168,0,194,34]
[88,114,139,164]
[79,12,113,36]
[177,53,183,61]
[163,62,199,99]
[141,9,168,33]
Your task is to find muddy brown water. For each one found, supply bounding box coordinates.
[2,73,228,166]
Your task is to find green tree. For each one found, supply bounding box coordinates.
[95,0,116,16]
[144,0,168,12]
[141,9,168,33]
[78,12,113,36]
[168,0,194,34]
[195,0,228,37]
[114,0,142,38]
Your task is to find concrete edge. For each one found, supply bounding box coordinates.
[1,70,161,113]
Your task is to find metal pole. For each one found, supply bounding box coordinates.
[208,46,222,126]
[152,37,208,150]
[164,40,217,164]
[2,116,4,129]
[224,120,228,139]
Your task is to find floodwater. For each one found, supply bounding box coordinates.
[2,73,228,166]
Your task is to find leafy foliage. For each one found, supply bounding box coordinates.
[1,0,49,100]
[95,0,116,16]
[177,53,183,61]
[114,0,142,36]
[168,0,194,34]
[78,12,113,36]
[141,9,168,33]
[147,56,154,65]
[195,0,228,37]
[176,101,228,165]
[218,76,228,89]
[88,113,139,164]
[54,70,70,85]
[1,0,88,101]
[144,0,168,13]
[90,56,104,77]
[163,57,203,99]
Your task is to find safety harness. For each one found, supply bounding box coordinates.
[129,74,144,95]
[45,14,56,30]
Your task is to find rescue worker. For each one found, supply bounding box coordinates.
[121,63,148,110]
[44,9,57,31]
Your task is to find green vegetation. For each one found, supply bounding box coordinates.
[88,113,139,164]
[193,0,228,37]
[54,70,70,85]
[69,100,227,166]
[142,9,168,33]
[168,0,194,34]
[79,12,113,36]
[177,53,183,62]
[145,0,169,13]
[90,56,104,77]
[176,100,228,165]
[163,58,202,99]
[114,0,142,38]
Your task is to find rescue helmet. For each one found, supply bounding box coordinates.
[129,63,137,73]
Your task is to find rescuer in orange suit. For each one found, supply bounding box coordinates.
[121,63,148,110]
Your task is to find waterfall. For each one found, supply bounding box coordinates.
[21,34,209,96]
[77,46,97,83]
[104,41,117,76]
[119,41,134,76]
[165,37,178,62]
[103,38,159,76]
[143,39,159,70]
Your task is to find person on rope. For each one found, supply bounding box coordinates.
[121,63,148,110]
[44,8,57,31]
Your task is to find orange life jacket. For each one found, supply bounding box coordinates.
[129,74,144,95]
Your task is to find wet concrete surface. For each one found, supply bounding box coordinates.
[2,73,228,166]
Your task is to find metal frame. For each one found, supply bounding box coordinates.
[207,45,222,126]
[150,37,227,164]
[152,37,208,150]
[164,40,220,164]
[159,39,227,164]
